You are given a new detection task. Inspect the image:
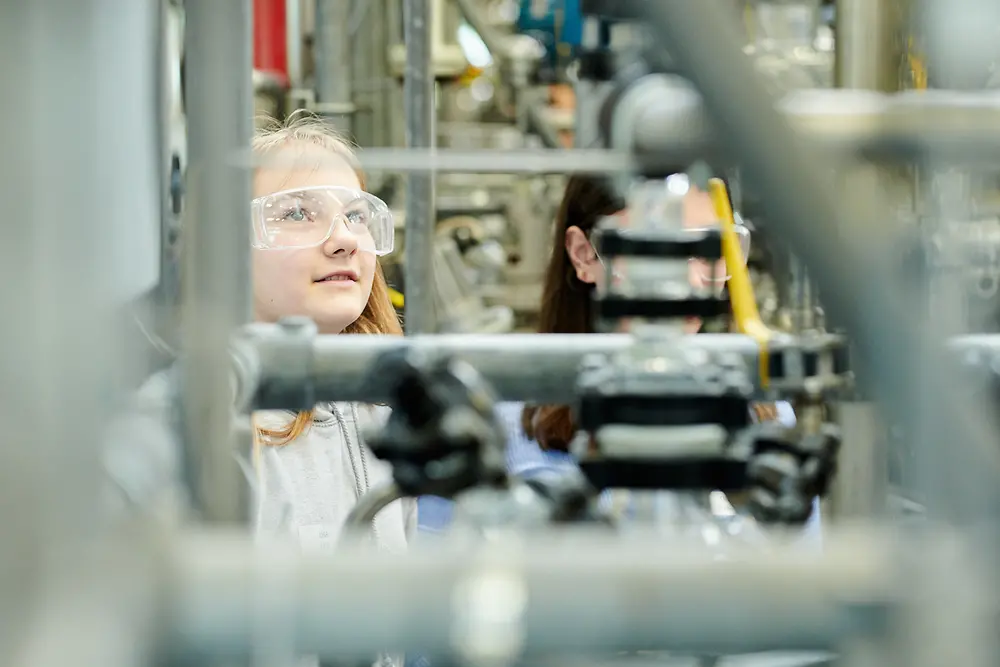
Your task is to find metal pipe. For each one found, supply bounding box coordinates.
[26,0,161,535]
[830,402,888,519]
[403,0,438,334]
[0,0,164,653]
[243,325,999,408]
[244,88,1000,174]
[640,1,1000,522]
[165,529,894,659]
[920,0,1000,90]
[349,0,376,149]
[181,0,255,523]
[286,0,304,91]
[835,0,903,91]
[314,0,354,133]
[241,327,853,407]
[830,0,905,521]
[0,3,43,655]
[453,0,507,59]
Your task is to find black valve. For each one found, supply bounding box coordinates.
[746,422,841,524]
[363,348,507,498]
[521,471,610,525]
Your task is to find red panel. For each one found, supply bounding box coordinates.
[254,0,289,85]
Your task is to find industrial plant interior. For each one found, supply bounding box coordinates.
[12,0,1000,665]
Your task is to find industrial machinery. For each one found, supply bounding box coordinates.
[13,3,1000,667]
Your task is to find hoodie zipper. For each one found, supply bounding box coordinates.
[329,403,380,546]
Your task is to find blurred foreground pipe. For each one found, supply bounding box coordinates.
[166,529,894,660]
[181,0,255,523]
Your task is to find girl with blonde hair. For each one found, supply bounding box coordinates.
[249,113,414,557]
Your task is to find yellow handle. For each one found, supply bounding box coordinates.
[389,287,405,309]
[907,37,928,91]
[707,178,771,388]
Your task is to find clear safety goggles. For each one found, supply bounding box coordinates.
[688,217,751,284]
[251,186,395,256]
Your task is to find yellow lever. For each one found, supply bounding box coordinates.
[707,178,772,388]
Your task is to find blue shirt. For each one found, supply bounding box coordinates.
[417,401,821,538]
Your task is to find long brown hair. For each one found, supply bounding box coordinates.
[522,176,624,451]
[521,175,778,451]
[252,113,403,448]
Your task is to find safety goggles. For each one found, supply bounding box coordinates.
[251,186,395,255]
[688,216,751,284]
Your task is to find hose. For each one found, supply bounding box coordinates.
[709,178,773,389]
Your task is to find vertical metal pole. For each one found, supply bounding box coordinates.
[350,0,377,149]
[826,0,903,521]
[1,0,160,663]
[182,0,255,523]
[287,0,305,92]
[830,403,887,519]
[0,3,50,658]
[403,0,438,334]
[835,0,903,92]
[833,0,906,206]
[315,0,354,135]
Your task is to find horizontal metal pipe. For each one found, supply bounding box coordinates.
[243,93,1000,175]
[253,147,640,174]
[621,86,1000,165]
[243,329,782,407]
[241,324,999,409]
[165,529,894,660]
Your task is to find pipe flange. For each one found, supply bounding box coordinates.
[245,317,318,410]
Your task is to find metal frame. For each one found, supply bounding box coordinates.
[237,325,853,407]
[11,1,1000,667]
[180,0,255,523]
[164,528,894,660]
[403,0,439,334]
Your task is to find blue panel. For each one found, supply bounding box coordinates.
[516,0,584,68]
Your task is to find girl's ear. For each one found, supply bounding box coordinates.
[565,225,599,284]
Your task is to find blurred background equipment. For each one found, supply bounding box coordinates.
[15,0,1000,666]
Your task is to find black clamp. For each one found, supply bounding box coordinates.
[578,48,624,82]
[746,422,841,524]
[575,355,755,492]
[363,348,507,498]
[592,226,723,260]
[765,334,852,394]
[590,224,729,322]
[522,472,610,525]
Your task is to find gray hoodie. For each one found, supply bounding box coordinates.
[254,402,416,552]
[104,373,415,665]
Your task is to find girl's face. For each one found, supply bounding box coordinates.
[564,185,737,333]
[251,143,377,334]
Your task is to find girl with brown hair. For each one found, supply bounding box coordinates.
[496,172,819,535]
[516,172,755,455]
